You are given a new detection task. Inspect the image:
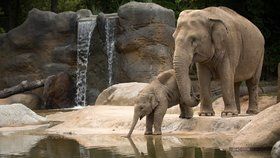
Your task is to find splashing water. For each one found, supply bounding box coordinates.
[76,19,96,107]
[105,17,116,86]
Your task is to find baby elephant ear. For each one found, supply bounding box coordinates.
[149,94,158,109]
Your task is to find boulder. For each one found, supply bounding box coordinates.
[230,103,280,149]
[0,93,42,110]
[95,82,148,106]
[43,72,76,109]
[116,2,175,82]
[0,103,47,127]
[272,140,280,158]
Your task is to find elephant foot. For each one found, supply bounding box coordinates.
[246,109,259,115]
[221,111,238,117]
[198,111,215,116]
[179,115,193,119]
[144,131,153,135]
[179,112,193,119]
[153,131,162,135]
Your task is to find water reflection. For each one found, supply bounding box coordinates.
[128,136,232,158]
[0,135,272,158]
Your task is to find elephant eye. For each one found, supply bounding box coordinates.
[189,35,200,47]
[191,38,198,47]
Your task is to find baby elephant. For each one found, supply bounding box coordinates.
[127,69,198,137]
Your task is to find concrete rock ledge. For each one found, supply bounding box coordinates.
[230,103,280,150]
[46,105,252,135]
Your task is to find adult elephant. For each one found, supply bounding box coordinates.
[173,7,264,117]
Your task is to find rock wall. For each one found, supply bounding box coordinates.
[0,9,77,88]
[116,2,175,82]
[0,2,175,107]
[0,9,78,108]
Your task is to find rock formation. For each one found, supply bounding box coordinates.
[43,72,76,109]
[230,103,280,149]
[95,82,148,106]
[116,2,175,82]
[0,9,78,106]
[0,2,176,106]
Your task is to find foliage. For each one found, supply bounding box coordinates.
[0,27,4,33]
[0,0,279,79]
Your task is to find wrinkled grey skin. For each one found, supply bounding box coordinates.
[127,69,195,137]
[173,7,264,117]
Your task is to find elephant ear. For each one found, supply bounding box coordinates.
[209,18,228,64]
[149,93,159,110]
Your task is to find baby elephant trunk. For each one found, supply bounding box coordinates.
[126,114,139,137]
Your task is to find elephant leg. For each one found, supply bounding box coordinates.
[197,64,215,116]
[245,56,263,115]
[153,105,168,135]
[179,103,193,119]
[145,112,154,135]
[245,79,259,114]
[234,82,242,114]
[219,60,238,117]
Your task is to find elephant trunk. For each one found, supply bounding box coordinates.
[127,113,139,137]
[173,51,199,107]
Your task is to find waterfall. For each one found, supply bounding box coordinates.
[105,17,116,86]
[75,19,96,107]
